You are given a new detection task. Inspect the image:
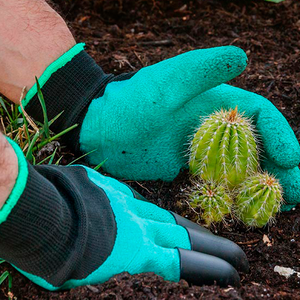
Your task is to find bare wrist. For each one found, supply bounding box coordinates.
[0,0,76,103]
[0,134,19,209]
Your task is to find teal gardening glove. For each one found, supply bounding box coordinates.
[23,44,300,210]
[0,138,248,290]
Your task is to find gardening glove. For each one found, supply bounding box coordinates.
[22,43,247,182]
[22,44,299,210]
[0,138,248,290]
[187,84,300,210]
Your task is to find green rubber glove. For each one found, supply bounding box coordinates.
[23,44,299,209]
[0,139,247,290]
[52,166,246,289]
[80,48,300,209]
[188,84,300,210]
[22,44,248,181]
[79,46,248,180]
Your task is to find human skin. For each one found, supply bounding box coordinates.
[0,0,75,103]
[0,133,18,209]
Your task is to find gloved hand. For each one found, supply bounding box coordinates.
[23,44,300,210]
[0,139,248,290]
[23,44,247,181]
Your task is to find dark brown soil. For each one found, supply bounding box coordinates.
[1,0,300,299]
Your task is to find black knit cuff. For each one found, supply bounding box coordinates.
[25,50,135,154]
[0,163,117,287]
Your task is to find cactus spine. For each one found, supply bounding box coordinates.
[189,107,258,189]
[189,181,233,226]
[235,172,283,227]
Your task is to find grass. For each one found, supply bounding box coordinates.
[0,261,12,300]
[265,0,285,2]
[1,81,78,165]
[0,79,106,298]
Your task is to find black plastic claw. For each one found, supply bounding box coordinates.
[186,228,249,273]
[170,212,212,234]
[170,211,249,273]
[178,248,240,287]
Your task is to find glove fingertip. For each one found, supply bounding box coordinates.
[257,106,300,169]
[281,204,297,212]
[206,45,248,85]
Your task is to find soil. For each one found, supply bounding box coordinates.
[1,0,300,299]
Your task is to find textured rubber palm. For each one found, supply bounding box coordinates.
[80,46,248,181]
[14,167,191,290]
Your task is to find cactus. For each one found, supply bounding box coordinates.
[235,172,283,227]
[189,181,233,226]
[189,107,259,189]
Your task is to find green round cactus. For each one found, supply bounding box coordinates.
[189,181,233,226]
[235,172,283,227]
[189,107,259,189]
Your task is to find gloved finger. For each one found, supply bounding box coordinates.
[262,158,300,209]
[130,46,247,112]
[184,226,249,273]
[129,244,240,287]
[179,84,300,169]
[170,213,248,272]
[179,248,241,287]
[126,196,186,225]
[147,220,191,250]
[149,214,249,273]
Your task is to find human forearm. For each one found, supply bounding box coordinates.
[0,0,75,103]
[0,134,19,209]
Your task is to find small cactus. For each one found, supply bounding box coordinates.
[189,107,258,189]
[189,181,233,226]
[235,172,283,227]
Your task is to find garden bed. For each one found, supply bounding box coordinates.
[1,0,300,298]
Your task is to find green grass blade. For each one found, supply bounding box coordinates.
[48,111,64,127]
[48,147,58,165]
[0,271,10,285]
[35,147,58,165]
[35,124,78,151]
[0,97,13,123]
[36,155,52,166]
[35,77,50,139]
[26,131,40,161]
[55,156,64,165]
[22,114,31,146]
[13,103,19,120]
[0,271,12,288]
[67,149,97,166]
[0,270,13,299]
[94,158,108,171]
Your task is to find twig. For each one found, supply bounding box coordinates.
[0,117,6,135]
[133,51,145,67]
[19,86,39,133]
[137,40,173,47]
[237,239,260,245]
[134,181,152,194]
